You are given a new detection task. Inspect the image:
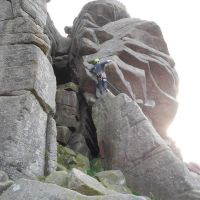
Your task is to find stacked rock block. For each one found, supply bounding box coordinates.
[55,85,91,157]
[0,0,57,180]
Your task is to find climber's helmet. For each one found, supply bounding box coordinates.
[92,58,100,64]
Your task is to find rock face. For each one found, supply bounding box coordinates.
[0,0,195,199]
[0,179,149,200]
[92,93,200,200]
[0,0,57,180]
[70,0,178,138]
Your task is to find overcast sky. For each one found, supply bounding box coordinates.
[48,0,200,164]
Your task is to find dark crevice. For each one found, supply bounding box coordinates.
[78,92,99,157]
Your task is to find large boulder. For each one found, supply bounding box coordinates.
[69,0,178,137]
[0,92,48,180]
[0,178,149,200]
[0,44,56,113]
[92,93,200,200]
[0,0,57,180]
[95,170,132,194]
[67,168,111,196]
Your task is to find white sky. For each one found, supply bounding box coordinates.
[48,0,200,164]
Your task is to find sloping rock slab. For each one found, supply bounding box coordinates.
[92,92,200,200]
[67,168,110,195]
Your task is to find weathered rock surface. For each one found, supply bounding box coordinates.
[0,45,56,112]
[0,178,148,200]
[57,126,72,145]
[0,0,57,180]
[57,145,90,172]
[45,116,57,175]
[67,168,111,196]
[0,92,47,180]
[55,89,79,129]
[11,0,48,28]
[45,170,69,188]
[95,170,132,194]
[70,0,178,138]
[92,93,200,200]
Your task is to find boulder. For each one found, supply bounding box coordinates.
[55,105,79,129]
[69,0,178,138]
[0,178,149,200]
[80,38,99,55]
[0,92,47,180]
[45,171,69,188]
[92,93,200,200]
[67,168,112,195]
[57,126,72,145]
[95,170,132,194]
[0,44,56,113]
[55,90,79,129]
[56,90,78,108]
[68,133,91,157]
[57,145,90,172]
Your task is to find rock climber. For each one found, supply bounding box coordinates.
[89,58,112,95]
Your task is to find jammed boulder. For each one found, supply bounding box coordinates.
[92,93,200,200]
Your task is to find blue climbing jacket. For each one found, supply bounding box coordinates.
[92,61,109,76]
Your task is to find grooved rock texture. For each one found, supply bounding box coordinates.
[92,93,200,200]
[70,0,178,138]
[0,0,57,180]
